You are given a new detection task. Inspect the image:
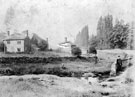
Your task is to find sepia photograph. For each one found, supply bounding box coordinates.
[0,0,134,97]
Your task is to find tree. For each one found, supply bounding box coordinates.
[95,15,113,49]
[31,34,49,51]
[38,40,48,51]
[88,47,97,54]
[30,36,38,46]
[75,25,89,48]
[128,22,134,50]
[71,46,82,57]
[89,35,98,48]
[4,6,15,30]
[24,36,34,54]
[89,15,132,49]
[109,20,129,49]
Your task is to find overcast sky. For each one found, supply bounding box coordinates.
[0,0,134,48]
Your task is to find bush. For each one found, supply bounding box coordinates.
[88,47,97,54]
[71,46,82,57]
[49,48,53,51]
[38,40,48,51]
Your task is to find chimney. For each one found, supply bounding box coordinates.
[7,31,10,36]
[65,37,67,42]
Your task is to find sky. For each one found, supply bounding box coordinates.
[0,0,134,48]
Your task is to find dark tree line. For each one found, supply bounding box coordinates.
[89,14,134,50]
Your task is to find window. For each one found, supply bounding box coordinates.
[17,48,21,52]
[7,41,10,44]
[17,41,21,44]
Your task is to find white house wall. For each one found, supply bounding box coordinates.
[4,40,24,53]
[58,45,71,53]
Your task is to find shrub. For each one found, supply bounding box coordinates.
[71,46,82,57]
[38,40,48,51]
[49,48,53,51]
[88,47,97,54]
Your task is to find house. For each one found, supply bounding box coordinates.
[58,37,73,53]
[3,31,31,53]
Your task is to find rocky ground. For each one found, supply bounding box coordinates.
[0,68,133,97]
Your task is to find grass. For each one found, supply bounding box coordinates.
[0,50,132,97]
[0,50,128,79]
[0,58,112,79]
[0,51,70,58]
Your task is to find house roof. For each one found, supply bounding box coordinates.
[58,41,73,48]
[4,33,26,41]
[59,41,73,46]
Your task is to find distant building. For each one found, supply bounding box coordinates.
[3,31,31,53]
[58,37,73,53]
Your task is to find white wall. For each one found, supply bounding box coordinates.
[4,40,24,53]
[61,47,71,53]
[58,44,71,53]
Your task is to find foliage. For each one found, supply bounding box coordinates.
[89,14,132,49]
[89,36,98,48]
[127,22,134,50]
[88,47,97,54]
[75,25,89,48]
[30,36,38,46]
[109,20,129,49]
[71,46,82,57]
[24,36,34,54]
[95,15,113,49]
[38,40,48,51]
[4,6,15,29]
[31,36,48,51]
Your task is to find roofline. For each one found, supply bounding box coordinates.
[3,39,25,41]
[59,41,72,45]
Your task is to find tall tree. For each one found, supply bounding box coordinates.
[109,19,129,49]
[75,25,89,49]
[89,35,98,48]
[4,6,15,30]
[126,21,134,50]
[90,15,132,49]
[95,14,113,49]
